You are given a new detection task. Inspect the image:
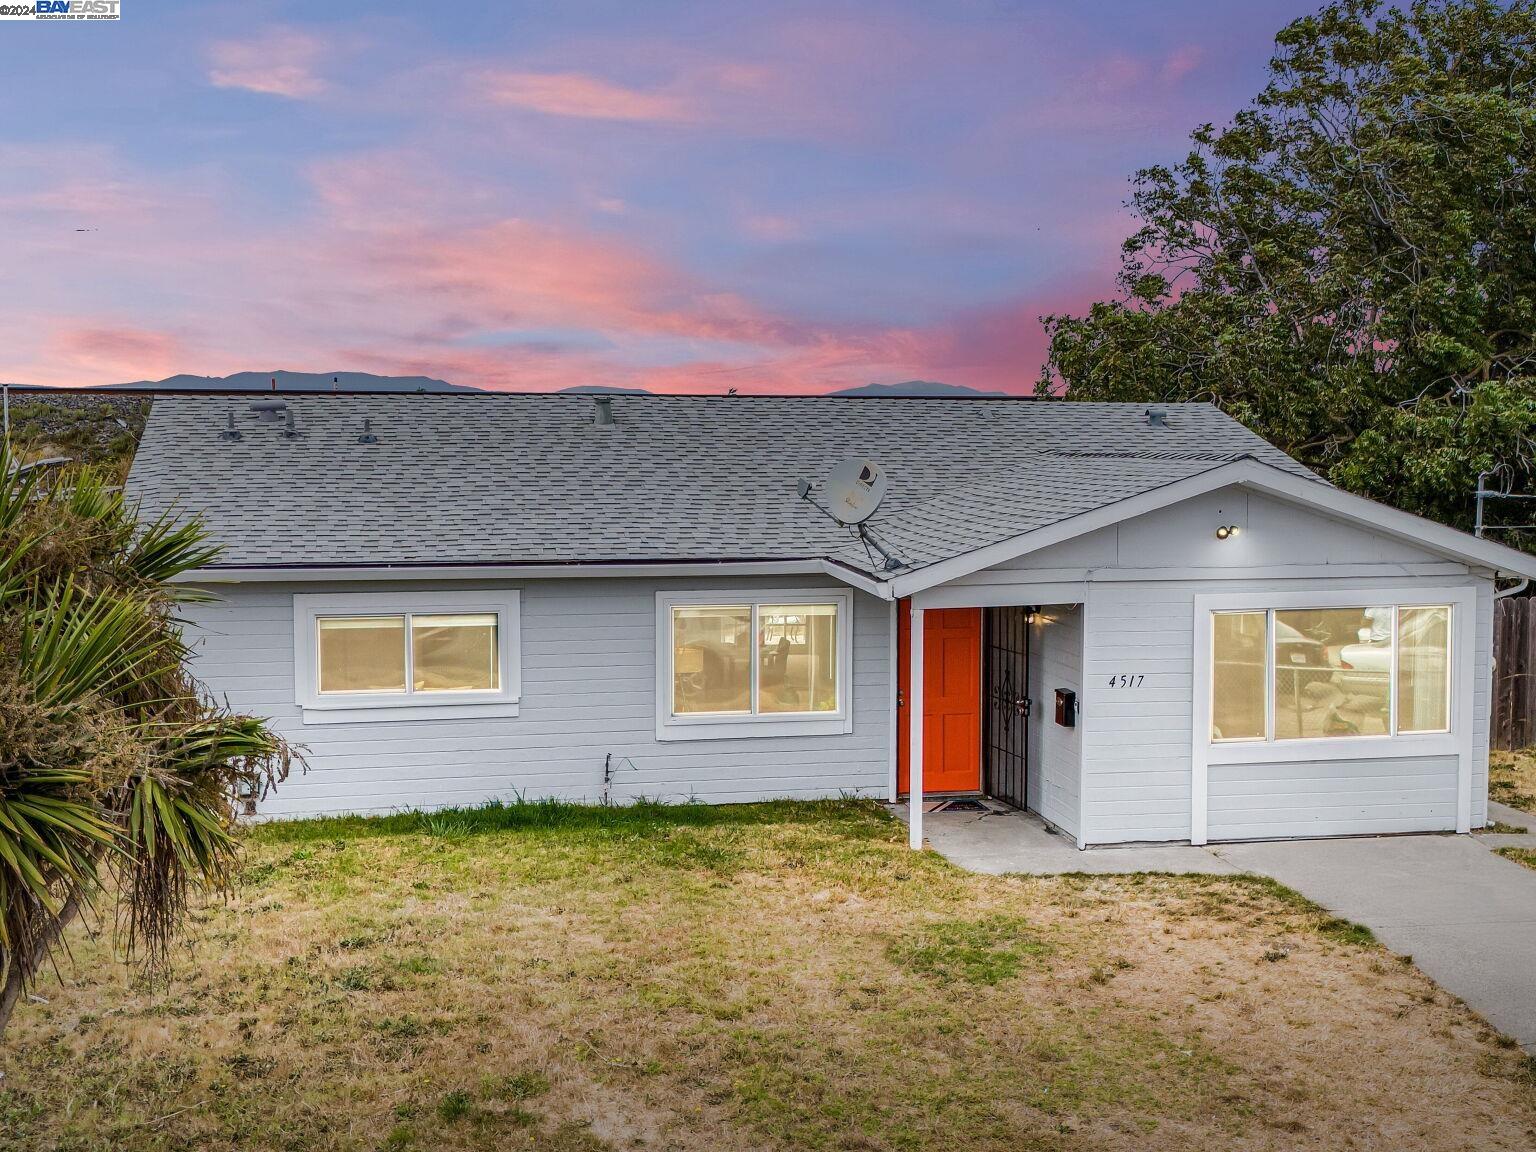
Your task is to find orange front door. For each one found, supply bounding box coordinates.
[897,600,982,795]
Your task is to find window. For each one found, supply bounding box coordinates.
[758,603,839,714]
[657,590,852,740]
[295,592,519,723]
[672,605,752,713]
[1209,603,1452,743]
[1397,605,1451,733]
[1211,611,1265,741]
[318,616,406,694]
[411,614,499,693]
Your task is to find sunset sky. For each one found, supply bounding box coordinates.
[2,1,1315,393]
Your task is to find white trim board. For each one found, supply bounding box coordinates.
[293,588,522,725]
[887,598,900,802]
[1189,584,1476,845]
[887,460,1536,597]
[186,559,829,584]
[185,556,897,599]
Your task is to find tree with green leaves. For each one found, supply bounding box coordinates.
[1041,0,1536,541]
[0,441,293,1036]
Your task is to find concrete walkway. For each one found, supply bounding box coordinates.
[905,801,1536,1049]
[898,803,1238,874]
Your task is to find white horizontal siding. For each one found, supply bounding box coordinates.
[1077,573,1486,845]
[950,487,1494,847]
[976,489,1448,577]
[182,575,891,818]
[1207,755,1459,840]
[1026,605,1081,838]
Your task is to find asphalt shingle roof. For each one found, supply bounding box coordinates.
[126,394,1319,579]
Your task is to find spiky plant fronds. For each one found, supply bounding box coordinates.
[0,438,294,1034]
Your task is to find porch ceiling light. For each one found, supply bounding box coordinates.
[1215,524,1240,540]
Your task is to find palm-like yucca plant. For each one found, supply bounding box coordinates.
[0,438,293,1034]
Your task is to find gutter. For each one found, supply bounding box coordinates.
[1496,575,1530,600]
[819,558,895,599]
[176,557,888,588]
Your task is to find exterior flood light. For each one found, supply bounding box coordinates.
[1215,525,1240,540]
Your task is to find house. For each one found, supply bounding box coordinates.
[126,392,1536,849]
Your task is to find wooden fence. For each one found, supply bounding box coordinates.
[1492,594,1536,750]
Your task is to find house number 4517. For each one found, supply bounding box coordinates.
[1107,674,1144,688]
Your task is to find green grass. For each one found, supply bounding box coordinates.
[1491,751,1536,814]
[251,794,888,845]
[5,799,1533,1152]
[1496,847,1536,872]
[886,912,1053,985]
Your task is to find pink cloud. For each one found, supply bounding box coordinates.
[478,71,695,122]
[48,325,182,379]
[208,28,327,99]
[466,56,804,135]
[1161,45,1203,84]
[0,146,1111,396]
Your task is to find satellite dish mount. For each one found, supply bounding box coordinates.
[798,456,905,571]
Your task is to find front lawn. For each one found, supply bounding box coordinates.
[5,801,1534,1151]
[1492,751,1536,814]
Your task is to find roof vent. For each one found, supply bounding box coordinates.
[219,412,242,441]
[593,395,614,428]
[358,418,379,445]
[250,398,287,420]
[1145,406,1169,427]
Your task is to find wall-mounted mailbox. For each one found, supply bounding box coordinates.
[1054,688,1077,728]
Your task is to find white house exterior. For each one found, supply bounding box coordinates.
[128,392,1536,849]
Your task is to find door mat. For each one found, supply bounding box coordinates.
[925,799,989,813]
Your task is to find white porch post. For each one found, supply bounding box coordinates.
[908,605,925,850]
[887,599,899,802]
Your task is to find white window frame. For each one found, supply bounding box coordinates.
[1191,585,1475,842]
[655,588,854,741]
[294,590,521,724]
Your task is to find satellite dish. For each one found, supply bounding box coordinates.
[823,456,888,525]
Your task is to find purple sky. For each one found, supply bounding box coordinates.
[0,1,1315,393]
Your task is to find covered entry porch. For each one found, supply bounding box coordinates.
[895,589,1085,851]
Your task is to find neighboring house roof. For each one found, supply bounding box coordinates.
[126,393,1536,590]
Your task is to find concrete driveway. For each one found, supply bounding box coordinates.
[910,801,1536,1049]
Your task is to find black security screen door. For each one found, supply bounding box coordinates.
[983,606,1031,809]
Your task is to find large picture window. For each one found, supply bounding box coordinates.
[295,591,519,723]
[1210,603,1452,743]
[657,590,852,740]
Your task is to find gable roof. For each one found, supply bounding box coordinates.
[877,458,1536,596]
[126,392,1536,591]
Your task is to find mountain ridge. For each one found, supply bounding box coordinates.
[10,373,1011,398]
[97,371,473,393]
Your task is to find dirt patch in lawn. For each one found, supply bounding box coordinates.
[1491,751,1536,814]
[4,800,1534,1151]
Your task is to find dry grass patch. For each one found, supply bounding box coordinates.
[4,799,1534,1151]
[1491,750,1536,814]
[1496,847,1536,873]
